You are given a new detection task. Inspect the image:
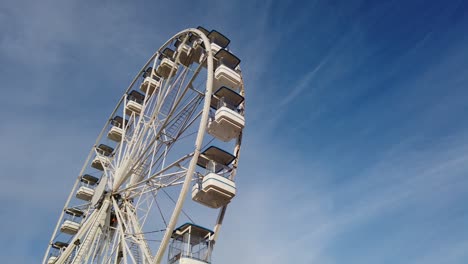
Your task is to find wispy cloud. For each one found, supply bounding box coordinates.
[278,55,329,107]
[214,128,468,264]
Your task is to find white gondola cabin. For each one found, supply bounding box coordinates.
[189,26,209,66]
[175,39,193,67]
[96,144,113,156]
[213,50,241,90]
[107,116,127,142]
[91,156,110,171]
[140,67,161,95]
[60,220,81,235]
[140,77,161,95]
[192,173,236,209]
[158,58,177,78]
[76,186,94,201]
[61,205,85,234]
[157,48,178,78]
[168,223,214,264]
[91,144,113,171]
[125,90,145,115]
[207,87,245,142]
[192,146,236,208]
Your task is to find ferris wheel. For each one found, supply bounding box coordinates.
[42,27,245,264]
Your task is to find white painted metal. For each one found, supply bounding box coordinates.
[140,77,161,95]
[192,173,236,208]
[125,100,143,115]
[210,43,222,55]
[91,155,110,171]
[212,72,245,244]
[176,43,192,67]
[207,106,245,142]
[60,220,81,235]
[152,28,215,264]
[76,186,94,201]
[42,27,245,264]
[91,175,107,206]
[190,41,204,65]
[198,43,221,68]
[214,64,241,90]
[47,256,57,264]
[157,58,178,78]
[108,125,123,141]
[175,258,208,264]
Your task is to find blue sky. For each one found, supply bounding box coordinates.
[1,0,468,263]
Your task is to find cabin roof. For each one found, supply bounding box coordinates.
[172,222,213,241]
[128,90,145,104]
[159,48,175,60]
[81,174,99,185]
[197,146,236,172]
[97,144,114,156]
[215,49,241,70]
[207,30,230,48]
[64,208,84,217]
[210,86,244,109]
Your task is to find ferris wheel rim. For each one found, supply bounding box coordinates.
[151,27,215,264]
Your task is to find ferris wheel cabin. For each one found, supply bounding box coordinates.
[207,86,245,142]
[90,156,109,171]
[107,116,128,142]
[76,174,99,201]
[157,48,178,78]
[91,144,113,171]
[168,223,214,264]
[125,90,145,115]
[76,186,94,201]
[175,39,193,67]
[60,205,85,235]
[140,67,162,95]
[192,146,236,208]
[213,50,241,90]
[186,26,209,66]
[60,220,81,235]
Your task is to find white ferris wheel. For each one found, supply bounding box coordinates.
[42,27,246,264]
